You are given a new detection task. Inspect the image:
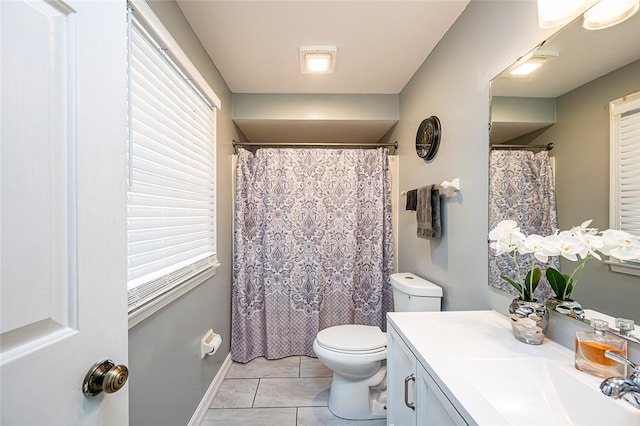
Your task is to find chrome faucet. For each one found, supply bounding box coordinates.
[600,350,640,410]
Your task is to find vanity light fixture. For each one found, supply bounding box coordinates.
[299,46,337,74]
[582,0,640,30]
[537,0,597,29]
[537,0,640,30]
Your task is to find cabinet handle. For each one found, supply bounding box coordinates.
[404,373,416,410]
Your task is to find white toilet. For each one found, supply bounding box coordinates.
[313,272,443,420]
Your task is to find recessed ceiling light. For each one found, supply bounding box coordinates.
[299,46,337,74]
[510,60,545,76]
[509,49,559,76]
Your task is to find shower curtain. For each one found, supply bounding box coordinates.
[488,150,558,301]
[232,147,394,363]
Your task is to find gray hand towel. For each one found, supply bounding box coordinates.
[430,186,441,238]
[405,189,417,211]
[417,185,441,239]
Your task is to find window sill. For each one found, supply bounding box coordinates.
[606,258,640,277]
[128,261,220,329]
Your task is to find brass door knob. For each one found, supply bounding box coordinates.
[83,359,129,397]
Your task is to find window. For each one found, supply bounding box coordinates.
[610,90,640,233]
[127,0,220,320]
[609,90,640,275]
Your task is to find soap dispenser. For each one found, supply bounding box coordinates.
[575,319,627,378]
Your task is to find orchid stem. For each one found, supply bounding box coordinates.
[529,259,537,300]
[511,249,524,299]
[564,254,591,299]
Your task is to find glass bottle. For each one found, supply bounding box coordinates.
[615,318,635,337]
[575,319,627,378]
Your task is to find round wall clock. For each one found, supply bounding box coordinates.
[415,115,441,161]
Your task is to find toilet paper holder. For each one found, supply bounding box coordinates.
[200,329,222,359]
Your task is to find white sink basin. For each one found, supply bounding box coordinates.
[388,311,638,426]
[456,358,638,425]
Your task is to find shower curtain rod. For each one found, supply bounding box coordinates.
[232,140,398,154]
[491,142,554,151]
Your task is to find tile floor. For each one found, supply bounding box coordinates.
[201,356,387,426]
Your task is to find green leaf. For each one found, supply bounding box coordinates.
[524,267,541,301]
[546,267,575,299]
[500,275,523,298]
[546,267,567,299]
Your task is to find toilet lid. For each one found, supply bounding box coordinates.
[316,325,387,352]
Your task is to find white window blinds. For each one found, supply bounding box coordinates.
[610,91,640,235]
[127,7,218,311]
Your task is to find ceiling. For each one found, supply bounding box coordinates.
[491,10,640,99]
[177,1,470,95]
[490,9,640,144]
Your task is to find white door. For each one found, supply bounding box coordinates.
[1,0,128,424]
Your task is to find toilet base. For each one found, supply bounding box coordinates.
[328,366,387,420]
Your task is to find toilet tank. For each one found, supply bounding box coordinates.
[390,272,442,312]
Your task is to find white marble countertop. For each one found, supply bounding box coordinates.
[387,310,638,425]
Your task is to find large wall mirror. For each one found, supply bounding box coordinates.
[489,10,640,325]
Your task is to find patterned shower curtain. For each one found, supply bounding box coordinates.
[232,147,394,363]
[488,150,558,301]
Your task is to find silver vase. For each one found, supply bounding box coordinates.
[508,298,549,345]
[546,297,585,319]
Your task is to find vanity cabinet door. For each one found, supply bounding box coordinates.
[387,325,417,426]
[416,364,468,426]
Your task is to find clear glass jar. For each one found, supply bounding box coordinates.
[575,319,627,378]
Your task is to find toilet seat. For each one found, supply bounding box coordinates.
[316,325,386,354]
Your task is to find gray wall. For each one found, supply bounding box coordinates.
[127,1,638,423]
[232,94,400,121]
[391,0,555,314]
[534,59,640,321]
[232,93,399,143]
[127,2,238,425]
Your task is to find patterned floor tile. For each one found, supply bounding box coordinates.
[300,356,333,378]
[205,357,388,426]
[253,377,331,407]
[297,407,387,425]
[226,356,301,379]
[210,378,259,408]
[201,407,297,426]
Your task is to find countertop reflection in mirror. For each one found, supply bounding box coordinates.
[489,11,640,325]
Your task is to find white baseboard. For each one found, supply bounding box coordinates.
[187,353,233,426]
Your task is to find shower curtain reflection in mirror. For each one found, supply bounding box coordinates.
[232,147,394,363]
[488,150,558,302]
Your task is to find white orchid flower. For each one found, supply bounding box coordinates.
[611,245,640,260]
[489,220,525,255]
[490,218,639,302]
[490,240,513,256]
[570,219,598,237]
[602,229,633,248]
[488,220,520,239]
[520,234,551,263]
[541,234,563,256]
[579,234,603,260]
[556,231,585,261]
[601,229,640,260]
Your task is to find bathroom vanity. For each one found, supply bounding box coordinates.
[387,310,638,425]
